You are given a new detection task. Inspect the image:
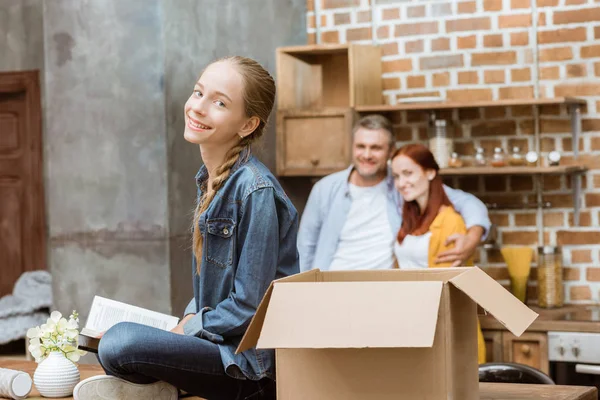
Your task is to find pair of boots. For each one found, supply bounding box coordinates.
[73,375,276,400]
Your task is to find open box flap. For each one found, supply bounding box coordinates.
[449,267,538,337]
[256,281,443,349]
[236,269,320,354]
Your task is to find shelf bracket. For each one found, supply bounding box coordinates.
[572,173,582,226]
[569,104,581,159]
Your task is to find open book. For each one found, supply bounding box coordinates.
[78,296,180,353]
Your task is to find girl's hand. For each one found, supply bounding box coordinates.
[171,314,195,335]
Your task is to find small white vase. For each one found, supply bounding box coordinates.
[33,351,80,398]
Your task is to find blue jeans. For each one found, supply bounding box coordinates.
[98,322,275,400]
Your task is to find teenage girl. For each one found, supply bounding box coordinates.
[74,56,299,400]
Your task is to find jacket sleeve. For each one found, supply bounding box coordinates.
[183,187,292,342]
[443,185,491,240]
[183,298,196,317]
[297,182,324,272]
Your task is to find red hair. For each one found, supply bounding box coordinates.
[392,143,451,244]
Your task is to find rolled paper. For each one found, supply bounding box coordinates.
[0,368,32,400]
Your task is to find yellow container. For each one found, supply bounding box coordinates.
[501,247,533,303]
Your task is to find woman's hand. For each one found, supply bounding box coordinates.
[171,314,195,335]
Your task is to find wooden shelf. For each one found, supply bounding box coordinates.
[277,44,350,55]
[355,97,586,113]
[439,165,587,176]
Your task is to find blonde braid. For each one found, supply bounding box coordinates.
[193,137,251,274]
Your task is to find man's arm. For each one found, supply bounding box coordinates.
[297,182,324,272]
[436,186,490,266]
[443,185,490,238]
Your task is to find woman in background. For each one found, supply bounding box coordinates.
[391,143,486,364]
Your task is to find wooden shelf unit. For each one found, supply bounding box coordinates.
[275,44,381,176]
[439,165,587,176]
[355,97,586,113]
[276,44,382,110]
[276,108,354,177]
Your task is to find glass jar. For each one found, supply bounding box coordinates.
[509,146,526,166]
[525,151,539,166]
[548,151,561,166]
[474,147,487,167]
[428,118,453,168]
[537,246,564,308]
[448,152,463,168]
[491,147,506,167]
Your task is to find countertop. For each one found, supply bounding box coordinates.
[0,360,596,400]
[480,304,600,333]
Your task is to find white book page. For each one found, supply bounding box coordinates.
[84,296,179,335]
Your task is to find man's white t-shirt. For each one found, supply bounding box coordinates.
[328,180,395,271]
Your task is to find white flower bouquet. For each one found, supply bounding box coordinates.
[27,311,87,363]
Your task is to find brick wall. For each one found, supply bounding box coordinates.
[306,0,600,304]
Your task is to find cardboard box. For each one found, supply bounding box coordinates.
[237,267,538,400]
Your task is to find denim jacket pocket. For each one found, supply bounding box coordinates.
[206,218,236,268]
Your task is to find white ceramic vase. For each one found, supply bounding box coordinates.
[33,351,80,398]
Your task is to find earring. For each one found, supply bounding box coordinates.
[239,134,244,139]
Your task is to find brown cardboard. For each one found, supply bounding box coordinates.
[238,267,538,400]
[237,269,319,353]
[258,281,443,349]
[449,267,537,336]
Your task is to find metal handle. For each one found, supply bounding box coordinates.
[576,364,600,375]
[310,157,320,166]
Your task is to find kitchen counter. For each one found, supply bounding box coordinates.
[0,360,596,400]
[480,304,600,333]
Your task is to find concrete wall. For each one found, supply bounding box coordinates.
[0,0,44,72]
[43,0,172,317]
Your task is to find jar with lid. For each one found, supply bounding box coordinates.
[508,146,526,166]
[537,246,564,308]
[491,147,506,167]
[448,152,463,168]
[548,151,561,166]
[525,151,539,166]
[474,147,487,167]
[428,118,453,169]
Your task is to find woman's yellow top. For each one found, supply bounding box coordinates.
[427,206,474,268]
[426,206,485,364]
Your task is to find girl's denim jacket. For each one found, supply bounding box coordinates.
[183,149,300,381]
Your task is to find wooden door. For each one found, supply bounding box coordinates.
[502,331,549,374]
[0,71,46,297]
